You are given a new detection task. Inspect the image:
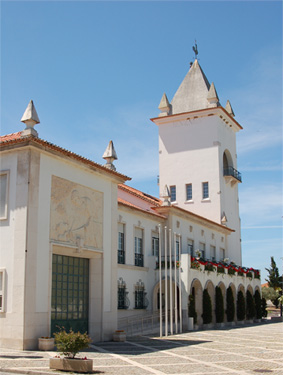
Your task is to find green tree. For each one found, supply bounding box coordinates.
[254,290,262,319]
[215,286,224,323]
[265,256,282,290]
[202,289,212,324]
[188,294,197,324]
[246,290,255,320]
[237,290,245,321]
[261,297,267,317]
[226,286,235,322]
[262,286,280,308]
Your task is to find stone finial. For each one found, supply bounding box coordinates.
[21,100,40,137]
[158,93,171,117]
[221,212,227,226]
[225,100,235,117]
[161,185,171,206]
[207,82,219,107]
[103,140,118,171]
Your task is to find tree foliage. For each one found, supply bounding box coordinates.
[265,256,282,290]
[237,290,245,321]
[215,286,224,323]
[246,290,255,320]
[262,286,280,308]
[254,290,262,319]
[261,297,267,317]
[226,286,235,322]
[202,289,212,324]
[188,294,197,324]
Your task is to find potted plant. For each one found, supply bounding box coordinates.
[38,336,55,351]
[113,330,126,342]
[49,328,93,373]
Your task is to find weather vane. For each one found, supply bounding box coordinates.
[192,40,198,60]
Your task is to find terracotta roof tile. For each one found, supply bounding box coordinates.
[0,132,22,142]
[118,197,166,219]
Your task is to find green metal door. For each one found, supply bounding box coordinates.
[51,254,89,335]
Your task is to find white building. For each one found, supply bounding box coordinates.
[0,60,261,350]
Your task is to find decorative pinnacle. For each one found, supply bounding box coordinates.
[103,140,118,171]
[21,100,40,137]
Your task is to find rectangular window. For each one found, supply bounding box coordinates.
[0,172,9,220]
[135,228,143,267]
[170,185,176,202]
[187,239,194,256]
[118,284,128,309]
[0,269,5,312]
[199,242,206,259]
[220,248,225,261]
[175,239,180,261]
[210,245,216,261]
[152,234,159,257]
[118,223,125,264]
[202,182,209,199]
[186,184,192,201]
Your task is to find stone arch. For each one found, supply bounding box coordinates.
[190,278,203,325]
[205,280,215,323]
[247,284,253,295]
[152,278,180,316]
[217,281,226,322]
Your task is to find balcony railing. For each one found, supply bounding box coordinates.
[118,250,125,264]
[223,166,242,182]
[135,253,144,267]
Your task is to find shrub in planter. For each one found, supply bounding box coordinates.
[254,290,262,319]
[226,286,235,322]
[246,290,256,320]
[202,289,212,324]
[261,297,267,318]
[54,328,92,359]
[215,286,224,323]
[237,290,246,321]
[188,294,197,324]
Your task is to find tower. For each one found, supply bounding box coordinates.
[151,59,243,264]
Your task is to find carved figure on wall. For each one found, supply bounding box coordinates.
[50,176,103,249]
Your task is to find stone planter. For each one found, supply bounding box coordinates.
[50,357,93,373]
[113,330,126,342]
[38,337,54,351]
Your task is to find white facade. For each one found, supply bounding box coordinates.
[0,59,261,350]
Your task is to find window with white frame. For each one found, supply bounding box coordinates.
[220,248,225,261]
[187,239,194,256]
[118,223,125,264]
[0,269,5,312]
[186,183,192,201]
[134,228,143,267]
[135,280,148,309]
[175,238,180,261]
[199,242,205,259]
[202,182,209,200]
[0,171,9,220]
[152,233,159,257]
[170,185,176,202]
[210,245,216,261]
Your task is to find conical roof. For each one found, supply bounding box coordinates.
[171,59,220,114]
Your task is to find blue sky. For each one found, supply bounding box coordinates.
[1,1,282,282]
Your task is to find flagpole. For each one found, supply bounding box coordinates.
[169,229,173,335]
[178,234,182,333]
[174,232,178,333]
[158,224,162,337]
[164,226,168,336]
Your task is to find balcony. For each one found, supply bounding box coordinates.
[223,166,242,184]
[135,253,144,267]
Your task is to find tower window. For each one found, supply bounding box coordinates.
[186,184,192,201]
[202,182,209,199]
[118,224,125,264]
[170,185,176,202]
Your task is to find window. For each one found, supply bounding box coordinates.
[152,234,159,257]
[117,278,129,309]
[0,269,5,312]
[186,183,192,201]
[134,228,143,267]
[187,239,194,256]
[210,245,216,261]
[199,242,205,259]
[220,248,225,261]
[135,280,147,309]
[118,223,125,264]
[0,171,9,220]
[170,185,176,202]
[202,182,209,199]
[175,238,180,261]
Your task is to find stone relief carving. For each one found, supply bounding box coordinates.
[50,176,103,249]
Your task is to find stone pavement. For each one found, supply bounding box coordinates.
[0,321,282,375]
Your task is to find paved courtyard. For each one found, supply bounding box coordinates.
[0,322,282,375]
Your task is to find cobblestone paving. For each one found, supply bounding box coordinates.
[0,322,282,374]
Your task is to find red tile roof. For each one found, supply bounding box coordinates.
[0,132,22,142]
[118,184,162,206]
